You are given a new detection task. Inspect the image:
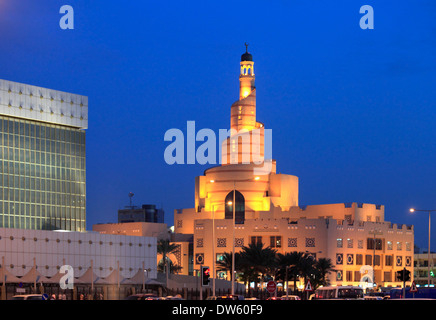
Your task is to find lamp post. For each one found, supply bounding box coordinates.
[210,202,225,297]
[410,208,436,287]
[210,176,261,296]
[369,228,382,289]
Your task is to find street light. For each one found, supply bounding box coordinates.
[210,202,226,297]
[369,228,382,289]
[410,208,436,287]
[210,176,261,295]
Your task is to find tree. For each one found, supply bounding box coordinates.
[314,258,336,287]
[216,252,241,281]
[239,242,277,290]
[157,259,182,274]
[298,254,317,290]
[157,239,179,275]
[285,251,306,294]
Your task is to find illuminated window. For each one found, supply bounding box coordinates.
[225,190,245,224]
[397,242,402,250]
[270,236,281,248]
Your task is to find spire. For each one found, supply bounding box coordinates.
[239,44,255,99]
[241,42,253,62]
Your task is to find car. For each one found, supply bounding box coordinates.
[280,295,301,300]
[207,295,245,300]
[10,294,47,300]
[245,297,259,300]
[165,294,184,300]
[124,293,160,300]
[364,296,383,300]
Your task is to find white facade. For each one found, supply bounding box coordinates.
[0,227,156,280]
[0,79,88,129]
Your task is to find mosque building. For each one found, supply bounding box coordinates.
[173,46,414,289]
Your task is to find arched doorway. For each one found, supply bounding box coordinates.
[225,190,245,224]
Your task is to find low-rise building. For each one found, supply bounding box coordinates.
[414,252,436,286]
[0,227,157,299]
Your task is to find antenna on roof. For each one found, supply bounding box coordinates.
[128,192,134,208]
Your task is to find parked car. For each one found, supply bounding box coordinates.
[165,294,184,300]
[206,295,245,300]
[124,293,160,300]
[10,294,47,300]
[280,295,301,300]
[364,295,383,300]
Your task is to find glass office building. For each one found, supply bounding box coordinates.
[0,79,88,231]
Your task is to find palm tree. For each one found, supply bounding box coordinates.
[157,259,183,274]
[314,257,336,286]
[275,252,297,293]
[239,242,277,291]
[286,251,305,294]
[156,239,179,281]
[299,254,317,287]
[216,252,241,281]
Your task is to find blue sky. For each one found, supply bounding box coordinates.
[0,0,435,250]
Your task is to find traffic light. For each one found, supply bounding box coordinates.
[403,269,411,282]
[396,270,404,282]
[396,268,411,282]
[201,266,210,287]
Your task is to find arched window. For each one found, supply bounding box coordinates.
[225,190,245,224]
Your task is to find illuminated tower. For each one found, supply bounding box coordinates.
[224,44,265,165]
[239,43,255,100]
[191,45,299,222]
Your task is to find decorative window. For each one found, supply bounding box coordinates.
[358,240,363,249]
[306,238,315,248]
[195,253,204,265]
[288,238,297,247]
[196,238,203,248]
[235,238,244,247]
[396,256,403,267]
[217,238,227,248]
[336,254,343,265]
[347,239,353,248]
[337,238,343,248]
[347,254,354,265]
